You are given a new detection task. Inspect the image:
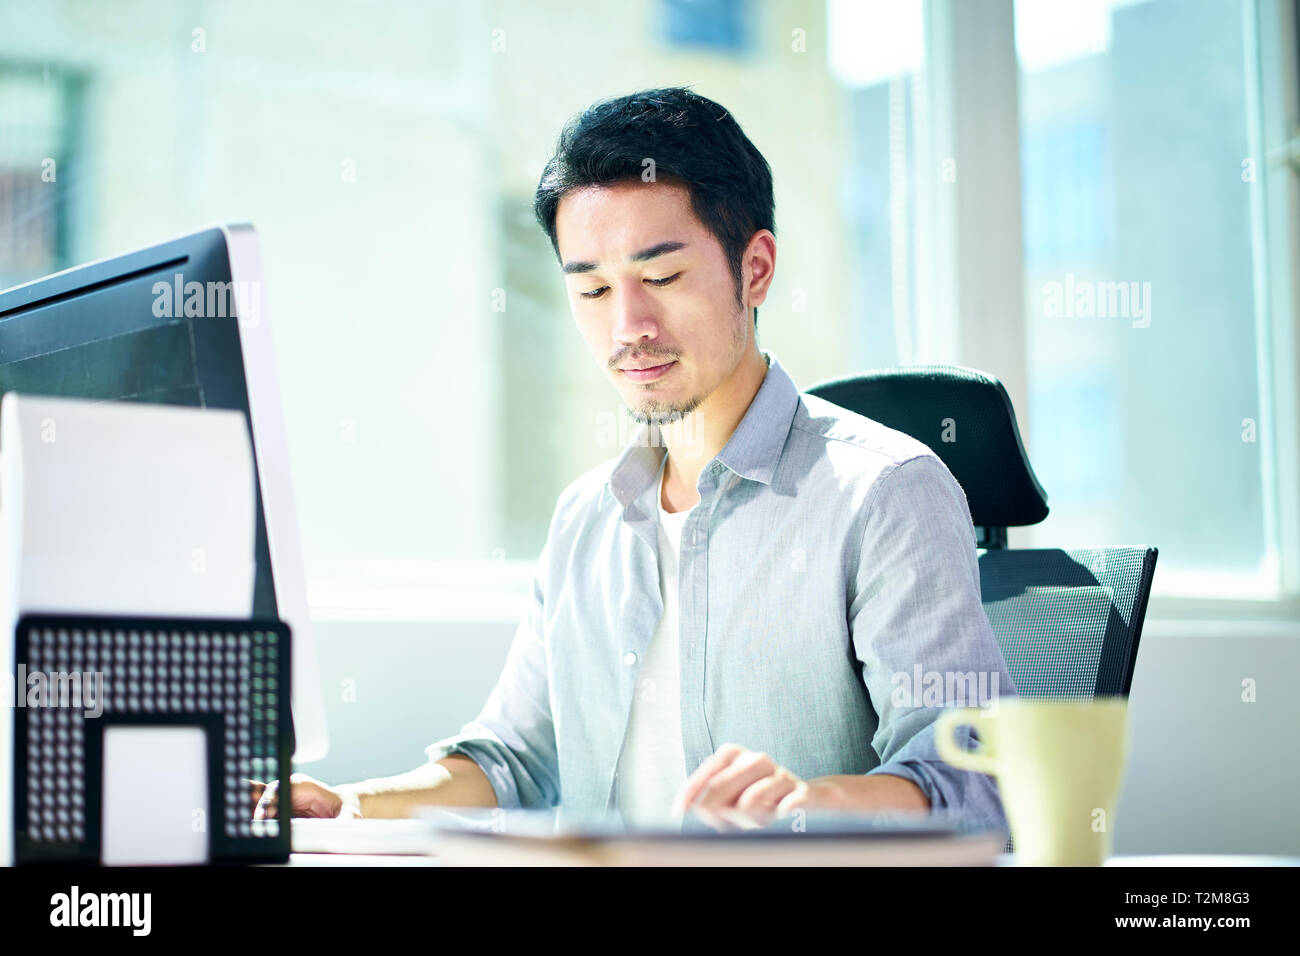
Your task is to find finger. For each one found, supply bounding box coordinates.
[248,779,266,812]
[693,750,777,810]
[253,779,279,821]
[774,783,812,818]
[735,769,799,814]
[673,743,746,814]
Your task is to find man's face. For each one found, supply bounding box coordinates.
[554,179,750,427]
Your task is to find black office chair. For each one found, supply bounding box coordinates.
[806,366,1157,848]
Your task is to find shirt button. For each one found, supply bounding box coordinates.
[623,652,637,666]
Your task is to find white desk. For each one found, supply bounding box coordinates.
[286,853,440,866]
[282,852,1300,867]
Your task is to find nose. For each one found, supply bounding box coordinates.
[610,281,661,348]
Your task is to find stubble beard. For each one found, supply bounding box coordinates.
[627,299,750,427]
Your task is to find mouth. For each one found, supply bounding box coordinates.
[620,361,676,383]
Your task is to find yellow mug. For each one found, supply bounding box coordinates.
[935,697,1131,865]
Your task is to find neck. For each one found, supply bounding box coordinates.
[659,348,769,509]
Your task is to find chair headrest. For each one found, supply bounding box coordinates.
[805,365,1049,529]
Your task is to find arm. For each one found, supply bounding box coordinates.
[806,771,929,811]
[420,524,562,811]
[253,755,497,820]
[256,533,562,821]
[848,453,1015,828]
[337,755,497,818]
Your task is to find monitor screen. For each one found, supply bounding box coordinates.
[0,224,327,761]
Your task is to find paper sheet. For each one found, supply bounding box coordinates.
[0,393,257,625]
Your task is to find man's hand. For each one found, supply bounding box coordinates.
[673,743,932,831]
[671,743,850,830]
[248,773,360,820]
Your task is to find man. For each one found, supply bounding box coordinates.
[257,87,1015,832]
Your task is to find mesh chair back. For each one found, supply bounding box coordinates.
[979,546,1156,854]
[980,547,1157,698]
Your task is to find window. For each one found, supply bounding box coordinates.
[1015,0,1298,598]
[4,0,1294,613]
[831,0,926,367]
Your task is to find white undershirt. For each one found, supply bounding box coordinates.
[615,456,692,827]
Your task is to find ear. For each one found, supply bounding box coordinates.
[742,230,776,310]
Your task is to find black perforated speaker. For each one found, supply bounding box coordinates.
[12,613,292,864]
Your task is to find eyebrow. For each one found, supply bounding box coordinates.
[562,240,689,275]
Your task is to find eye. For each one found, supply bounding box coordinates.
[579,272,680,299]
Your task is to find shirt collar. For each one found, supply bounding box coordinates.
[607,349,800,510]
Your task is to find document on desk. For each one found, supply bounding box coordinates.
[0,393,257,628]
[420,807,1005,866]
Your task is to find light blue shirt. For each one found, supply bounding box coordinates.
[427,349,1016,830]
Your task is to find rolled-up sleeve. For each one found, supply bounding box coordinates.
[848,453,1017,831]
[424,533,561,810]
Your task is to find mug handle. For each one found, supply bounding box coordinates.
[934,708,999,775]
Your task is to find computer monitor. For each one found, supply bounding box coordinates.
[0,224,328,762]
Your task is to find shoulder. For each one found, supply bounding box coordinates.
[789,391,939,475]
[788,391,970,516]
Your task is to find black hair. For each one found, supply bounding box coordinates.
[533,86,775,330]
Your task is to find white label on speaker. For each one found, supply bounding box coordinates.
[102,726,210,866]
